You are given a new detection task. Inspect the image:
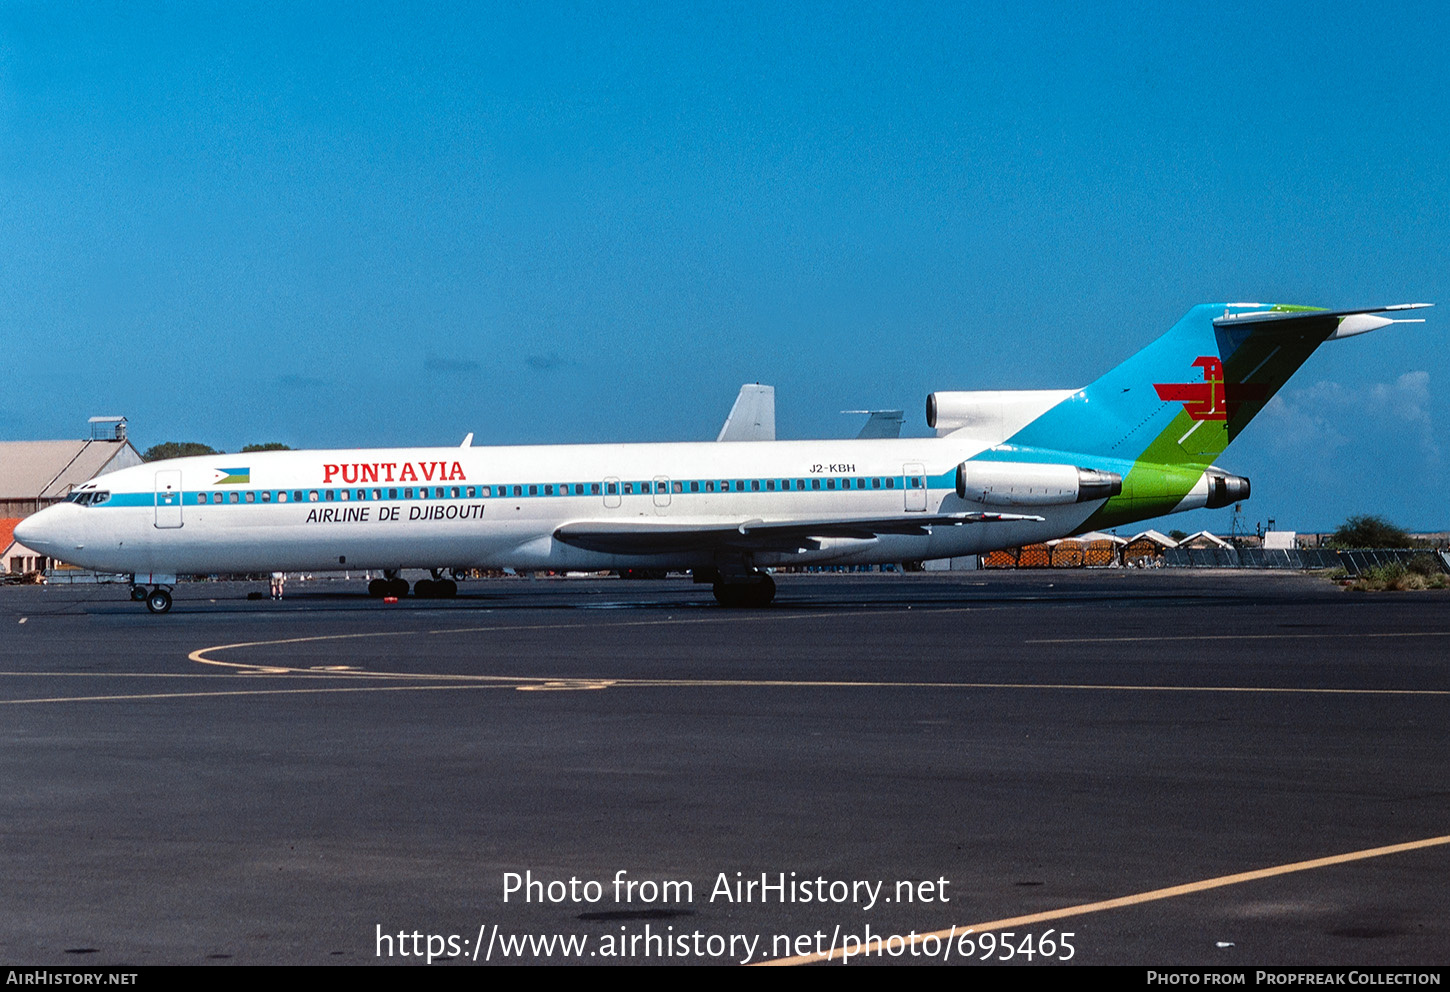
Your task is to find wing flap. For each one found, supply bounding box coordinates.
[554,513,1043,556]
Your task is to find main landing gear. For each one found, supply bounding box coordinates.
[368,572,410,598]
[367,570,459,599]
[711,573,776,608]
[413,575,458,598]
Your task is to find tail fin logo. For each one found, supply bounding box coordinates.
[1154,357,1267,421]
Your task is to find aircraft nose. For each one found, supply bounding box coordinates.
[13,506,67,555]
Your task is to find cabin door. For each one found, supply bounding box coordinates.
[155,470,184,528]
[903,463,927,512]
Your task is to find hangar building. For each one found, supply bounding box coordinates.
[1,417,143,576]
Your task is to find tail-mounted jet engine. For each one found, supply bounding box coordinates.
[1203,472,1250,509]
[956,462,1122,507]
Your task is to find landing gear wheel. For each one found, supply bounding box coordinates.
[129,585,147,602]
[389,578,410,598]
[712,574,776,608]
[415,579,436,598]
[145,588,172,614]
[368,578,388,598]
[743,574,775,606]
[440,579,457,598]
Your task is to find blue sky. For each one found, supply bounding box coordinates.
[2,2,1446,532]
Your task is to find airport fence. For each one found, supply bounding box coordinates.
[1160,547,1450,575]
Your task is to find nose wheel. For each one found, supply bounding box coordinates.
[145,588,173,614]
[129,585,148,602]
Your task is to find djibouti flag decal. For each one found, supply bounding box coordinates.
[213,467,250,485]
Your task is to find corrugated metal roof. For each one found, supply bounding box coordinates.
[0,440,140,498]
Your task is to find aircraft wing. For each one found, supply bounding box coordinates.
[554,512,1043,555]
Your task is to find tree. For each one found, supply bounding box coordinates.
[142,442,220,461]
[240,443,292,452]
[1329,515,1412,549]
[1168,529,1188,541]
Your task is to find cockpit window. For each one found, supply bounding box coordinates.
[90,491,109,505]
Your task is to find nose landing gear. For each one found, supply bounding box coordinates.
[130,575,177,614]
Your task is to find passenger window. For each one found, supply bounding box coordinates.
[245,491,256,503]
[419,488,428,499]
[511,486,522,497]
[357,490,365,500]
[591,483,601,495]
[706,481,715,493]
[326,490,335,501]
[857,478,866,488]
[812,479,821,490]
[751,480,760,491]
[886,478,895,489]
[262,491,272,503]
[872,478,881,489]
[672,481,682,493]
[339,490,349,501]
[544,485,553,496]
[405,488,413,499]
[624,483,633,495]
[309,491,319,502]
[607,482,618,494]
[827,479,836,490]
[279,491,289,503]
[230,492,240,503]
[528,485,537,496]
[690,481,699,492]
[452,487,460,498]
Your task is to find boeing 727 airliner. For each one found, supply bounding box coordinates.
[15,302,1430,612]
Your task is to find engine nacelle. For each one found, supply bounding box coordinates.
[926,389,1077,438]
[1204,472,1250,509]
[956,461,1123,506]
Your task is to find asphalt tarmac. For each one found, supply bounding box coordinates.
[2,570,1448,966]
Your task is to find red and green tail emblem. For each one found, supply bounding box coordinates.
[1154,356,1267,422]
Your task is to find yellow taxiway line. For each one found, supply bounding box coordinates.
[758,833,1450,965]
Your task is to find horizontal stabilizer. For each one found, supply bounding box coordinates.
[1212,301,1426,329]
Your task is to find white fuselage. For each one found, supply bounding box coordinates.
[18,435,1113,576]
